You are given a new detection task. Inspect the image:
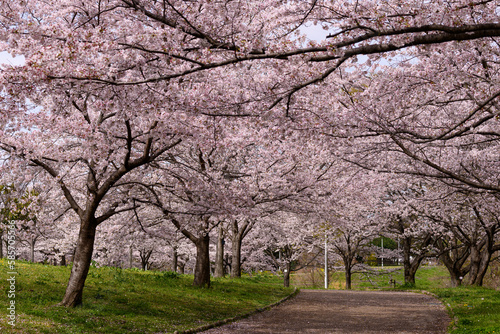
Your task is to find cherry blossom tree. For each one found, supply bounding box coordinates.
[132,128,327,285]
[0,0,290,305]
[254,212,322,287]
[376,180,444,286]
[312,164,389,289]
[417,190,500,286]
[2,0,500,307]
[324,219,379,290]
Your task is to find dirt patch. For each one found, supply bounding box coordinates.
[201,290,451,333]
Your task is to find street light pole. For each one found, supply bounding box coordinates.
[381,237,384,268]
[325,234,328,289]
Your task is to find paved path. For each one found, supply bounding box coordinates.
[201,290,451,333]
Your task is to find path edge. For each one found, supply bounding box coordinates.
[359,288,455,333]
[418,289,458,333]
[173,287,299,334]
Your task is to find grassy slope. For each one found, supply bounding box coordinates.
[0,260,294,334]
[434,287,500,334]
[292,265,500,334]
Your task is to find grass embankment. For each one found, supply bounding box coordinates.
[433,287,500,334]
[0,259,293,334]
[293,265,500,334]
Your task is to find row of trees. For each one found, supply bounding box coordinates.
[2,163,498,290]
[0,0,499,307]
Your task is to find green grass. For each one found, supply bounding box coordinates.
[292,265,500,333]
[0,259,294,333]
[432,287,500,334]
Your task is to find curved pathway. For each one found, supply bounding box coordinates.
[201,290,451,333]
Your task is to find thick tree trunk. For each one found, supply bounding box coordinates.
[402,237,420,285]
[230,235,242,278]
[171,216,211,286]
[283,261,291,288]
[468,245,492,286]
[193,233,210,288]
[468,246,481,285]
[403,268,415,285]
[339,244,356,290]
[437,238,469,287]
[474,251,492,286]
[230,220,242,278]
[58,219,97,307]
[345,270,352,290]
[450,273,463,287]
[214,226,225,278]
[345,258,353,290]
[405,259,424,285]
[401,235,431,286]
[441,252,467,287]
[230,220,253,278]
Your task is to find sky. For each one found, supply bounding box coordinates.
[0,51,25,65]
[301,24,330,42]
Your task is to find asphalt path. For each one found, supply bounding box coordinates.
[201,290,451,334]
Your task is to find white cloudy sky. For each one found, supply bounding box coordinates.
[0,51,25,66]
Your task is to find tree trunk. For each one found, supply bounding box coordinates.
[441,251,467,287]
[178,261,185,274]
[172,247,178,273]
[139,249,152,271]
[344,256,353,290]
[437,238,469,287]
[230,220,253,278]
[474,250,492,286]
[406,258,424,285]
[450,273,463,287]
[231,234,242,278]
[345,270,352,290]
[230,220,242,278]
[30,236,35,263]
[170,216,212,287]
[468,244,493,286]
[214,225,225,278]
[467,245,482,285]
[225,253,230,273]
[193,233,210,288]
[129,245,133,269]
[401,234,432,286]
[0,231,3,258]
[402,237,418,285]
[283,261,291,288]
[58,219,97,307]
